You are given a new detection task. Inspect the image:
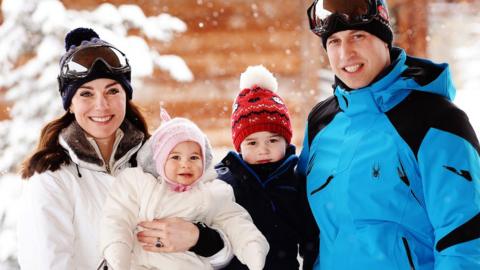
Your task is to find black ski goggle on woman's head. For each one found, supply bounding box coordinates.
[307,0,388,37]
[58,44,130,87]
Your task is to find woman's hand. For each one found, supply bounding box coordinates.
[137,217,200,253]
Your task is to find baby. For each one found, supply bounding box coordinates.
[99,111,269,270]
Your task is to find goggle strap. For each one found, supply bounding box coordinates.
[307,1,317,30]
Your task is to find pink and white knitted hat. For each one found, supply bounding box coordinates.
[151,110,209,191]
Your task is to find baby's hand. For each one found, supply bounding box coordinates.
[241,242,268,270]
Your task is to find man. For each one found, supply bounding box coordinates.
[297,0,480,269]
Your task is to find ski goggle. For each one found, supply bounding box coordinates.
[59,44,130,81]
[307,0,384,36]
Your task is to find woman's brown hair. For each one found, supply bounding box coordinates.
[21,101,149,179]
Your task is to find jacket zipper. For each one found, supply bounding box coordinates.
[105,164,111,174]
[310,175,334,195]
[402,237,416,270]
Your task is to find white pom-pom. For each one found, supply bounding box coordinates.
[239,65,278,92]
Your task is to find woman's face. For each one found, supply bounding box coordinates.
[69,78,126,143]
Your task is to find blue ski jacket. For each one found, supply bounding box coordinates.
[298,48,480,270]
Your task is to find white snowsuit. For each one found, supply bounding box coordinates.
[100,165,269,270]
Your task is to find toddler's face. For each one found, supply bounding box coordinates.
[164,141,203,185]
[239,131,287,165]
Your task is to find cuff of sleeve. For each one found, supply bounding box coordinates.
[103,242,132,270]
[239,242,267,270]
[189,222,224,257]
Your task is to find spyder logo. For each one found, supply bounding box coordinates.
[372,162,381,179]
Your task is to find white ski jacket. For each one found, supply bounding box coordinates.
[17,121,144,270]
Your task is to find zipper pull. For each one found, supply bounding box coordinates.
[105,164,111,174]
[96,259,109,270]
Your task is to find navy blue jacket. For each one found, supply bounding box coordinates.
[298,48,480,270]
[216,145,319,270]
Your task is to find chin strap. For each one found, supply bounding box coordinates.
[162,177,194,192]
[162,171,205,193]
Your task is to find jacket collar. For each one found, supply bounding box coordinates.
[218,144,298,187]
[334,47,456,116]
[59,120,144,174]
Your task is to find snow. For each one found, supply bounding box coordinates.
[153,54,195,82]
[123,36,155,77]
[118,5,147,28]
[455,89,480,133]
[144,14,188,41]
[0,174,21,266]
[428,2,480,133]
[32,0,67,34]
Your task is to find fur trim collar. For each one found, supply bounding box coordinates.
[60,120,145,167]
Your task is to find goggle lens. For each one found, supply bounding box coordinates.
[61,45,129,77]
[308,0,376,35]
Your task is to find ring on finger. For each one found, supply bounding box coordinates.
[155,237,164,248]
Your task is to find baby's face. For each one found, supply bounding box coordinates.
[164,141,203,185]
[239,131,287,165]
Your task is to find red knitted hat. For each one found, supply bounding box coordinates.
[231,65,292,151]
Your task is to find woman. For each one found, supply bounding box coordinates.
[17,28,228,270]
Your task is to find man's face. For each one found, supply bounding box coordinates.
[326,30,391,89]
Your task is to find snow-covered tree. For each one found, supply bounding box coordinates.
[0,0,192,267]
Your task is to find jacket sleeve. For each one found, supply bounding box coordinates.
[417,124,480,269]
[188,222,225,257]
[296,173,320,270]
[99,168,144,270]
[205,180,269,270]
[297,123,310,178]
[17,172,76,270]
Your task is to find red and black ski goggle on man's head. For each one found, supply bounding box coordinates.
[307,0,394,48]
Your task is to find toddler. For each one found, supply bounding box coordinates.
[215,65,319,269]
